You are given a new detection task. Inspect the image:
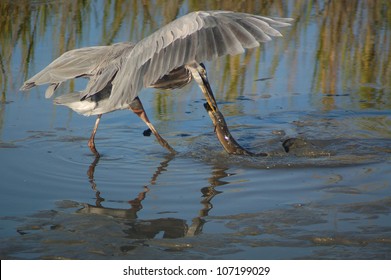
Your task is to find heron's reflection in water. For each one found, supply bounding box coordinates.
[79,155,229,239]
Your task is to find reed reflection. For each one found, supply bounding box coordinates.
[80,155,232,239]
[1,0,389,147]
[310,0,391,110]
[2,1,391,102]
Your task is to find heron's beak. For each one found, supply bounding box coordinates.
[187,63,218,113]
[199,72,218,112]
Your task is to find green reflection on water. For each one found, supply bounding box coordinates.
[0,0,390,116]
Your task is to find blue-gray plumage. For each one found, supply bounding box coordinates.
[20,11,292,157]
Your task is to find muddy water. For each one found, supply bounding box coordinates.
[0,1,390,259]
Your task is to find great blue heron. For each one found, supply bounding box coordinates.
[20,10,292,157]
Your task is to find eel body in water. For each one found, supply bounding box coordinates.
[203,103,267,157]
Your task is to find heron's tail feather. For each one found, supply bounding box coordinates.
[54,92,97,116]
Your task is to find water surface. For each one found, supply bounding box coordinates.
[0,0,390,259]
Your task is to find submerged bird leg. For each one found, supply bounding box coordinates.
[88,114,102,157]
[129,97,176,154]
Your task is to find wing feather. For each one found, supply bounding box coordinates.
[109,10,292,109]
[20,43,135,100]
[20,46,111,92]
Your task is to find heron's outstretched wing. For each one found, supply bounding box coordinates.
[20,46,110,98]
[20,42,134,98]
[109,10,293,109]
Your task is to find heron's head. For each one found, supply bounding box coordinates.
[187,62,208,84]
[197,62,208,80]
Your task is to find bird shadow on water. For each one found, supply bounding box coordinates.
[1,140,391,259]
[0,152,235,259]
[81,154,220,239]
[1,114,391,259]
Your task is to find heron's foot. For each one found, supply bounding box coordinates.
[155,134,177,154]
[88,139,101,158]
[142,128,176,154]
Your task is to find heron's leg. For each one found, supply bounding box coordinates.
[88,114,102,157]
[129,97,176,154]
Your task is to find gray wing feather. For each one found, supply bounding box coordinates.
[20,43,135,99]
[20,46,111,96]
[110,11,292,109]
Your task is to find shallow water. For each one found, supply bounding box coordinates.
[1,0,391,259]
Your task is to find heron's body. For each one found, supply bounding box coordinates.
[20,10,292,156]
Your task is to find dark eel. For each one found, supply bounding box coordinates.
[203,103,268,157]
